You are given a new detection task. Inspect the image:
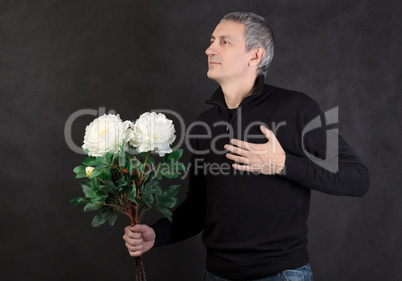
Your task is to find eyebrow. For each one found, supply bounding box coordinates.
[211,35,233,41]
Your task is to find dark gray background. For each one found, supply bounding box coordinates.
[1,0,401,280]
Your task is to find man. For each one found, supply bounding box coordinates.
[123,12,369,281]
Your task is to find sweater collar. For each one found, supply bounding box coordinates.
[205,75,266,110]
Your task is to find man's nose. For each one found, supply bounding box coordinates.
[205,44,216,56]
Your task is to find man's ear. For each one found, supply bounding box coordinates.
[249,47,265,67]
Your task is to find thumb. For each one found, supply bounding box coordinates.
[132,224,147,233]
[260,125,272,140]
[133,224,155,240]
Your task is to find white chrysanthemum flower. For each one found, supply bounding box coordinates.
[130,112,176,156]
[82,114,134,157]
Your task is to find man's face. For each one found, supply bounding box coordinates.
[205,21,253,83]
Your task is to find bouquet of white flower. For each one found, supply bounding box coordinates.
[71,112,184,281]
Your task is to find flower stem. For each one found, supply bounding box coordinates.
[138,206,151,223]
[96,177,105,184]
[135,258,139,281]
[138,151,150,187]
[94,202,126,214]
[139,256,147,280]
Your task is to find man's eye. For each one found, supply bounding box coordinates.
[221,40,230,45]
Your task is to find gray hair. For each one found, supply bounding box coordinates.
[220,12,275,77]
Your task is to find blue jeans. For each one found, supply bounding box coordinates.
[202,263,314,281]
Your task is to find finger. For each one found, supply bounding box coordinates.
[125,226,139,236]
[230,139,257,152]
[260,125,274,141]
[260,127,284,155]
[225,153,249,165]
[127,237,144,246]
[125,225,134,233]
[128,249,143,257]
[231,139,263,153]
[131,232,142,239]
[224,144,250,156]
[124,230,142,239]
[126,242,144,252]
[132,224,148,234]
[232,163,253,172]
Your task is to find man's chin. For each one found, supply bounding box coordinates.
[207,71,219,82]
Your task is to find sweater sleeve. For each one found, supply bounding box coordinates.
[151,138,206,247]
[282,100,370,197]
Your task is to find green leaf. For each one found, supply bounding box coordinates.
[89,164,112,181]
[167,161,184,175]
[79,182,98,199]
[155,207,173,222]
[79,181,91,189]
[92,164,108,172]
[70,197,82,203]
[119,141,126,157]
[105,150,114,164]
[98,169,112,181]
[95,157,108,165]
[128,197,138,204]
[163,185,181,199]
[161,168,177,179]
[107,180,117,191]
[70,197,90,206]
[153,184,180,208]
[79,181,90,192]
[72,197,90,206]
[82,156,96,166]
[73,165,87,178]
[108,210,117,226]
[142,180,162,201]
[137,152,147,158]
[158,197,178,208]
[118,177,127,186]
[147,156,155,165]
[155,171,163,181]
[97,185,109,194]
[155,163,175,179]
[89,168,103,179]
[178,163,186,171]
[91,212,108,227]
[89,178,100,188]
[167,149,183,162]
[141,193,154,207]
[141,179,157,192]
[154,183,163,202]
[84,203,103,212]
[137,152,155,164]
[119,154,127,169]
[79,180,91,186]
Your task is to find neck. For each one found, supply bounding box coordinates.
[219,75,258,109]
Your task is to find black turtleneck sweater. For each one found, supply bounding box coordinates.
[151,76,369,280]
